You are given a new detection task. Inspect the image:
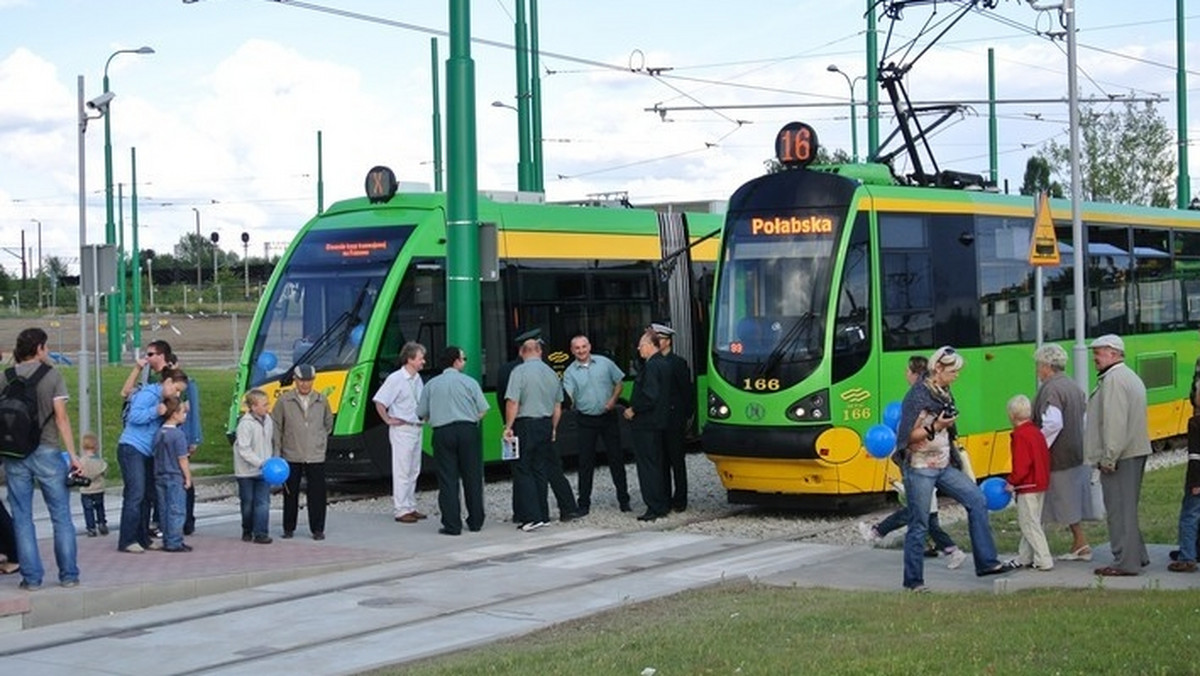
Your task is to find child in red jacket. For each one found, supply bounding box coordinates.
[1006,394,1053,571]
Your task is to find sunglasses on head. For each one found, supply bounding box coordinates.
[936,347,958,365]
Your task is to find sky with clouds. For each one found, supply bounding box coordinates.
[0,1,1193,275]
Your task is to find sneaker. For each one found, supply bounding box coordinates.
[242,532,253,543]
[86,528,98,537]
[98,524,109,535]
[560,511,580,523]
[906,585,930,593]
[18,580,41,591]
[253,535,273,545]
[519,521,547,532]
[923,547,939,558]
[857,521,880,544]
[945,549,968,570]
[312,532,325,541]
[147,540,163,551]
[163,544,193,553]
[61,579,80,588]
[1001,559,1024,571]
[281,531,294,539]
[121,543,145,554]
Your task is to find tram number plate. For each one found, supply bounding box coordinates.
[742,378,781,392]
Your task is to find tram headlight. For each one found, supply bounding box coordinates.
[707,389,731,420]
[785,390,830,422]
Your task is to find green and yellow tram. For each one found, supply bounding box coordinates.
[704,122,1200,508]
[227,171,721,479]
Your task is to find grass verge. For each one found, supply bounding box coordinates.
[385,463,1195,676]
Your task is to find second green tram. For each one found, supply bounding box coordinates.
[703,123,1200,508]
[227,173,722,479]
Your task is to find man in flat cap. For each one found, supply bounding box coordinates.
[272,363,334,540]
[1084,334,1151,576]
[652,322,695,512]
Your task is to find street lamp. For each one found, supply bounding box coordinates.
[491,99,518,112]
[826,64,863,163]
[103,45,154,363]
[210,231,222,314]
[241,232,250,299]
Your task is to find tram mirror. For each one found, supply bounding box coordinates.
[479,222,498,282]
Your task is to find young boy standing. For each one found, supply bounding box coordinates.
[233,390,274,544]
[78,433,108,536]
[153,397,193,553]
[1005,394,1053,571]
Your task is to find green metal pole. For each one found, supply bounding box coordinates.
[866,0,879,160]
[988,48,998,186]
[431,37,444,192]
[131,147,142,351]
[117,182,125,350]
[102,72,121,362]
[447,0,481,379]
[317,130,325,214]
[1178,0,1191,208]
[530,0,544,192]
[514,0,532,191]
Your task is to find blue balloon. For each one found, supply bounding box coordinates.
[256,350,278,372]
[882,402,902,432]
[349,324,365,347]
[980,477,1012,511]
[262,457,290,486]
[863,424,897,459]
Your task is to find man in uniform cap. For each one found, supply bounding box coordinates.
[652,322,695,512]
[1084,334,1151,576]
[271,363,334,540]
[496,328,542,413]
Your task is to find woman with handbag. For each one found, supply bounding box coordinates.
[895,346,1010,592]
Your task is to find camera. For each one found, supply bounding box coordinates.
[86,91,115,112]
[938,402,959,419]
[67,472,92,488]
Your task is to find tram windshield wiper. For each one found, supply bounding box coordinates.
[289,281,371,380]
[755,311,817,378]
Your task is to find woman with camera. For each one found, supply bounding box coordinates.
[895,346,1009,591]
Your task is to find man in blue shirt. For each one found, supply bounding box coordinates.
[562,334,630,515]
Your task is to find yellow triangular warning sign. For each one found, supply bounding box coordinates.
[1028,191,1060,266]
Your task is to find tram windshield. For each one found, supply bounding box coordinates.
[711,210,841,386]
[247,225,413,386]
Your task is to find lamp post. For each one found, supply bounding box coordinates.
[102,46,154,363]
[210,231,221,314]
[826,64,863,162]
[77,74,108,437]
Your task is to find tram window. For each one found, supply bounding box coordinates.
[1042,224,1076,341]
[977,216,1036,345]
[1175,231,1200,326]
[522,272,586,301]
[879,214,926,248]
[1086,225,1131,336]
[832,213,871,383]
[592,273,651,300]
[1131,228,1178,331]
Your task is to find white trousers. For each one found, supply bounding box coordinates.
[1015,491,1053,569]
[389,426,423,515]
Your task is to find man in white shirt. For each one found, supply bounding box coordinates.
[373,342,427,523]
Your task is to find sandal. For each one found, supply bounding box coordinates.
[1058,545,1092,562]
[1093,566,1137,577]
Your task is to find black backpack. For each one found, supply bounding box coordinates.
[0,364,53,459]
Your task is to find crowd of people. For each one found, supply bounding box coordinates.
[869,334,1200,591]
[3,321,1198,593]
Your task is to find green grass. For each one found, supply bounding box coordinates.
[385,463,1196,676]
[58,365,238,479]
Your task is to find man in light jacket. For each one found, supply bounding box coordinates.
[1083,334,1152,576]
[271,364,333,540]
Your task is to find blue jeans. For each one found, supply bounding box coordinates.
[117,444,153,550]
[4,445,79,586]
[1178,491,1200,564]
[155,476,187,550]
[237,477,271,538]
[81,492,107,531]
[903,465,1000,589]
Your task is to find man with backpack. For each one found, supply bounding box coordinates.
[0,327,81,590]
